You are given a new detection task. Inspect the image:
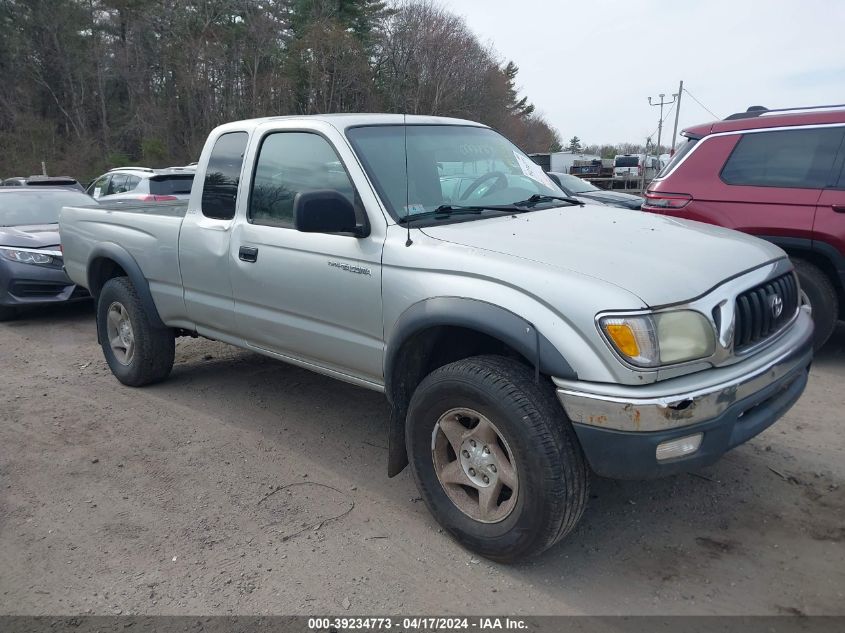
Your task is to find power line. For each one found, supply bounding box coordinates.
[683,88,720,120]
[659,101,677,130]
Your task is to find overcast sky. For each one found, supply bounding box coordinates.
[444,0,845,148]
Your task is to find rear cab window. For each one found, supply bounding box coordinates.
[720,126,845,189]
[615,156,639,168]
[107,174,129,195]
[201,131,249,220]
[89,175,110,198]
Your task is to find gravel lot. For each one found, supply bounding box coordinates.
[1,302,843,616]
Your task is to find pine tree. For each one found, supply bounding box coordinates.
[503,61,535,118]
[291,0,390,49]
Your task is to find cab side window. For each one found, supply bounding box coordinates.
[248,132,359,229]
[107,174,129,195]
[89,175,110,198]
[201,132,249,220]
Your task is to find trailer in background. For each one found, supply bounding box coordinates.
[529,151,601,174]
[569,158,614,180]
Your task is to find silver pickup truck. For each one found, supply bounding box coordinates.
[60,114,814,561]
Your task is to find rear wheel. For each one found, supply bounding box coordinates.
[97,277,174,386]
[793,258,838,351]
[406,355,589,562]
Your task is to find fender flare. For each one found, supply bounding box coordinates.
[87,242,167,330]
[383,297,577,476]
[759,235,845,291]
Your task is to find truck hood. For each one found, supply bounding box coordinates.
[420,206,785,307]
[0,224,61,249]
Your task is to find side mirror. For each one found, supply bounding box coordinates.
[293,189,365,236]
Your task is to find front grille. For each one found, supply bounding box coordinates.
[734,272,799,352]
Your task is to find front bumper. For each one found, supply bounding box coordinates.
[0,259,89,308]
[555,308,813,479]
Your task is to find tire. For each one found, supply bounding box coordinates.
[96,277,174,386]
[793,259,838,351]
[406,355,589,562]
[0,306,16,322]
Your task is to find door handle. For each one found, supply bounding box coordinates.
[832,204,845,214]
[238,246,259,263]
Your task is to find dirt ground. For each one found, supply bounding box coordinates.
[0,302,843,616]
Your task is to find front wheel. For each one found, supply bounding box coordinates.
[793,258,838,351]
[97,277,174,386]
[0,306,16,322]
[406,355,589,562]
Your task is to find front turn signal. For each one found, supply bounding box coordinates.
[604,323,640,358]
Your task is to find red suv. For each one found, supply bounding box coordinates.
[643,105,845,350]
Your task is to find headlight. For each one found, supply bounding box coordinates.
[0,247,54,265]
[600,310,715,367]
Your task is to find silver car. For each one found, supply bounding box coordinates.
[86,167,195,202]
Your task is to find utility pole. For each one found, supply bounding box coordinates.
[670,80,684,155]
[640,138,651,192]
[648,91,677,156]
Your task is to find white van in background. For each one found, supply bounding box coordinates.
[613,154,661,184]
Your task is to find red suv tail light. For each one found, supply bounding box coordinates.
[138,194,178,202]
[642,192,692,210]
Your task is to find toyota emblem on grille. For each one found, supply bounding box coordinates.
[769,294,783,319]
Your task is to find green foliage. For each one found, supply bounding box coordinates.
[141,138,169,165]
[97,152,132,175]
[567,136,582,153]
[291,0,390,48]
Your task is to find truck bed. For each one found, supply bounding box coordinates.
[59,200,189,324]
[85,199,189,217]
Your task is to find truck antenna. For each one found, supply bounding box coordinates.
[404,113,413,247]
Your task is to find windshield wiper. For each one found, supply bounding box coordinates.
[397,196,581,224]
[397,204,520,224]
[511,194,584,208]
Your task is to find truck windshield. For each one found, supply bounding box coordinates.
[0,190,93,226]
[346,125,562,222]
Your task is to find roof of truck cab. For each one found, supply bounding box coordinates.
[212,113,488,134]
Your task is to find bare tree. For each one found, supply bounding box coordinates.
[0,0,564,177]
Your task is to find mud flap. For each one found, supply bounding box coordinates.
[387,404,409,477]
